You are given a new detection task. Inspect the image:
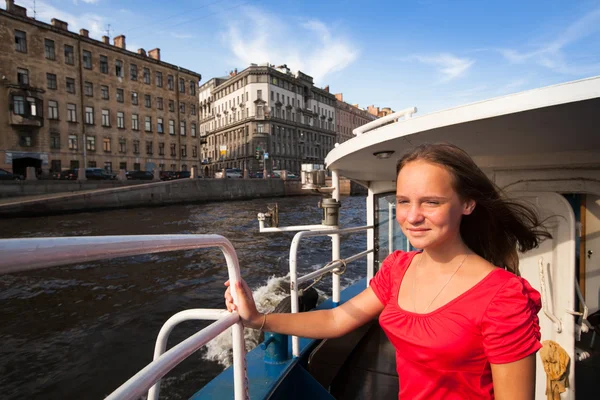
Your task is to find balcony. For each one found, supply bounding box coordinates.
[200,138,208,144]
[8,93,44,128]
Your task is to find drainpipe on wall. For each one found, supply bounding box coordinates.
[76,37,87,170]
[175,67,181,170]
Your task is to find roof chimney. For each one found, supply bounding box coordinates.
[102,35,109,44]
[6,0,27,17]
[114,35,126,49]
[335,93,343,102]
[148,48,161,61]
[323,85,330,93]
[137,48,146,56]
[51,18,69,31]
[79,29,89,38]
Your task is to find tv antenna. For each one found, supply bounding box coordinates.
[105,24,112,39]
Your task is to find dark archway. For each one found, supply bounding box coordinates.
[204,166,209,177]
[13,157,41,178]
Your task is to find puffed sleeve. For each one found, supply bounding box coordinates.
[481,275,542,364]
[369,251,403,305]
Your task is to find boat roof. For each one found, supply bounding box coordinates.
[325,76,600,183]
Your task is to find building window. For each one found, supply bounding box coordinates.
[88,160,97,168]
[170,143,176,156]
[104,162,112,173]
[12,96,27,115]
[179,103,185,113]
[146,141,153,155]
[133,140,140,154]
[157,118,164,133]
[103,137,111,152]
[191,104,196,115]
[119,161,127,170]
[190,81,196,95]
[83,50,92,69]
[17,68,29,85]
[181,145,187,157]
[119,138,126,153]
[117,111,124,128]
[169,119,175,135]
[145,116,152,132]
[179,78,186,93]
[131,92,138,105]
[170,163,176,171]
[101,85,109,100]
[67,103,77,122]
[115,60,123,77]
[145,94,151,108]
[68,135,78,149]
[156,72,163,87]
[130,64,138,80]
[70,160,80,169]
[86,136,96,151]
[167,75,174,90]
[257,123,264,133]
[158,142,165,155]
[47,73,57,90]
[48,100,59,120]
[66,77,76,93]
[20,134,33,147]
[101,109,110,126]
[64,45,74,65]
[180,121,186,136]
[169,100,175,112]
[157,97,163,110]
[100,55,108,74]
[45,39,55,60]
[85,107,94,124]
[50,133,60,149]
[143,68,150,84]
[15,30,27,53]
[51,160,61,172]
[84,81,93,97]
[191,123,197,137]
[116,88,124,103]
[132,114,139,130]
[192,145,198,157]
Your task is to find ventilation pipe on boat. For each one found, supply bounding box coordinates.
[318,198,341,226]
[353,106,417,136]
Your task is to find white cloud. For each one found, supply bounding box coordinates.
[500,7,600,75]
[19,0,106,39]
[221,6,358,85]
[403,53,475,82]
[73,0,99,4]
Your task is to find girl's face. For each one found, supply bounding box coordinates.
[395,160,474,250]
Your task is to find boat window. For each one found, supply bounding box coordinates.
[375,192,415,267]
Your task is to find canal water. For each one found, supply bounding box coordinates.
[0,195,367,400]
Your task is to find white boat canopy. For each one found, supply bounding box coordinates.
[326,76,600,184]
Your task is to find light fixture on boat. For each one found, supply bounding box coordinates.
[373,150,395,159]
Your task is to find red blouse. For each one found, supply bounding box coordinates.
[370,251,542,399]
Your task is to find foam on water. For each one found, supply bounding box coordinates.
[203,274,290,367]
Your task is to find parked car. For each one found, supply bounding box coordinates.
[173,171,191,179]
[160,171,177,181]
[273,170,298,179]
[57,168,114,180]
[126,170,154,180]
[215,168,243,178]
[0,168,23,180]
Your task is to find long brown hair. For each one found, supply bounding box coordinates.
[396,143,551,275]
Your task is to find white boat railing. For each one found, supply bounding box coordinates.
[289,225,374,357]
[353,106,417,136]
[0,235,248,400]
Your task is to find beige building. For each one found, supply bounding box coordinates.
[198,64,336,176]
[333,93,378,144]
[0,0,202,177]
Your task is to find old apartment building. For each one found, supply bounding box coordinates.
[333,93,378,144]
[0,1,202,176]
[198,64,336,176]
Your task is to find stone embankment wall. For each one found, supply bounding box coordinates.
[0,177,365,217]
[0,180,149,199]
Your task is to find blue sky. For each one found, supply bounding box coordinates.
[6,0,600,114]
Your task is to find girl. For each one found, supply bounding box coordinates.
[225,143,549,399]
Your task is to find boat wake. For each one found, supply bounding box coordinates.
[203,274,291,367]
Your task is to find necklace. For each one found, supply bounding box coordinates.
[412,253,469,313]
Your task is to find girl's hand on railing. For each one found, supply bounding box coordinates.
[224,279,263,329]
